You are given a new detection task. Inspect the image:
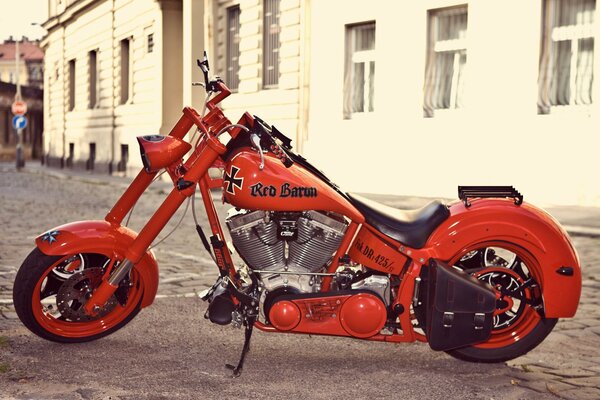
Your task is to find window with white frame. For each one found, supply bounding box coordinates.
[538,0,595,113]
[263,0,280,89]
[344,22,376,119]
[227,5,241,91]
[423,6,467,118]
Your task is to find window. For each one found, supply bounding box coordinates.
[88,50,99,108]
[120,38,131,104]
[263,0,280,88]
[344,22,376,119]
[68,59,76,111]
[227,5,241,91]
[423,6,468,117]
[539,0,595,113]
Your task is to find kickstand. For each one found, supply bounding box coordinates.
[225,319,254,378]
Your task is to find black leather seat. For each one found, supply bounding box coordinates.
[347,194,450,249]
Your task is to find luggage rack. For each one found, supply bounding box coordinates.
[458,186,523,207]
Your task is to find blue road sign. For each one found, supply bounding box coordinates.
[12,115,27,130]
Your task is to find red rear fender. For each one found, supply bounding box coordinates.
[35,220,159,308]
[427,199,581,318]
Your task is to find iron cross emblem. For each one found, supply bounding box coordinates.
[224,166,244,195]
[41,230,60,244]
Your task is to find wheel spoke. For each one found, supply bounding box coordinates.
[40,272,65,300]
[509,256,528,278]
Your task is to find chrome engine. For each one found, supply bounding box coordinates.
[226,209,348,294]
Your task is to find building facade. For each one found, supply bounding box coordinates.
[0,37,44,89]
[42,0,201,173]
[0,38,44,160]
[303,0,600,206]
[210,0,308,150]
[43,0,600,205]
[0,82,44,160]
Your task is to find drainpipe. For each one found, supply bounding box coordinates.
[109,0,116,174]
[61,25,66,168]
[297,0,311,154]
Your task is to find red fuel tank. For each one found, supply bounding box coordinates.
[222,149,364,222]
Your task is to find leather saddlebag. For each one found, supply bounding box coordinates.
[420,259,496,351]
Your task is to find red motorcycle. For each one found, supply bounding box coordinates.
[13,54,581,376]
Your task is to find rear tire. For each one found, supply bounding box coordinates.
[13,248,142,343]
[447,318,557,363]
[443,242,557,363]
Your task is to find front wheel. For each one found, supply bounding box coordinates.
[13,248,143,343]
[445,242,557,363]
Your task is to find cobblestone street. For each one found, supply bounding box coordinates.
[1,165,600,399]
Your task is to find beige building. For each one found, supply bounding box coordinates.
[43,0,600,206]
[211,0,308,150]
[303,0,600,206]
[42,0,201,172]
[42,0,306,174]
[0,38,44,161]
[0,37,44,89]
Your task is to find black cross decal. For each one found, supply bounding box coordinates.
[224,166,244,195]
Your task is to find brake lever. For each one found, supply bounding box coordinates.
[250,133,265,170]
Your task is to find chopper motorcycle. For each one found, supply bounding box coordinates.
[13,54,581,376]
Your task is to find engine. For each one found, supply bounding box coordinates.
[226,209,348,294]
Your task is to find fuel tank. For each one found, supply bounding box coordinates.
[222,148,364,222]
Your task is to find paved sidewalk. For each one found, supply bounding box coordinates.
[1,164,599,399]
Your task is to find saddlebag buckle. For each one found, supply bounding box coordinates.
[443,312,454,328]
[474,313,486,330]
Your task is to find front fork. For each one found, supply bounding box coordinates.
[84,118,228,315]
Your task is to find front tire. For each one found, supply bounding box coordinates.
[13,248,143,343]
[444,242,557,363]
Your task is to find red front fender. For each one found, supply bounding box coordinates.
[427,199,581,318]
[35,220,159,309]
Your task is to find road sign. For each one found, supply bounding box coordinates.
[12,115,27,130]
[11,101,27,116]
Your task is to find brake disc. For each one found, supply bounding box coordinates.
[56,267,117,322]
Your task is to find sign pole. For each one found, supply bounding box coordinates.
[15,38,25,169]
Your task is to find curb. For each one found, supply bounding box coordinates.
[5,164,600,238]
[564,225,600,238]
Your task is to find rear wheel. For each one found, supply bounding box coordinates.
[13,248,143,343]
[445,242,557,363]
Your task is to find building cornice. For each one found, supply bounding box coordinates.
[42,0,108,40]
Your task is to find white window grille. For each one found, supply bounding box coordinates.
[344,22,376,119]
[539,0,595,113]
[263,0,280,89]
[423,6,468,117]
[227,5,241,91]
[147,33,154,54]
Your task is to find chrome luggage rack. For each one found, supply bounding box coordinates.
[458,186,523,207]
